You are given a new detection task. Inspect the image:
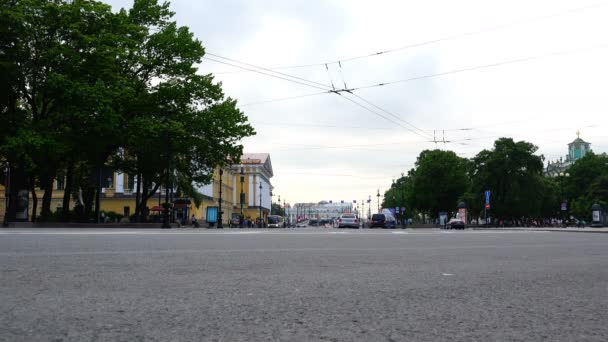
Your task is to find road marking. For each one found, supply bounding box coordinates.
[442,273,454,276]
[391,231,408,234]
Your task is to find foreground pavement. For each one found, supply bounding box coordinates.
[1,228,607,342]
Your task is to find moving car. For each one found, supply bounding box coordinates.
[449,218,465,230]
[369,213,387,228]
[337,213,359,228]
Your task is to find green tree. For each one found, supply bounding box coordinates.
[564,152,608,219]
[470,138,545,220]
[112,0,255,218]
[1,0,254,223]
[409,150,470,218]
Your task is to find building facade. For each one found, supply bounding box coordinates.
[1,152,274,225]
[545,132,592,176]
[285,201,354,222]
[228,153,274,224]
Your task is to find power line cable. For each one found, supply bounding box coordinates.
[228,44,608,109]
[346,92,434,140]
[347,43,608,92]
[204,56,439,139]
[205,52,332,89]
[201,56,332,92]
[240,91,330,107]
[206,2,608,73]
[333,92,435,141]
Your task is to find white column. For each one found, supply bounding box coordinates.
[116,172,124,193]
[233,175,237,205]
[249,174,254,205]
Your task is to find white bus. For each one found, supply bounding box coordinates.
[268,215,284,228]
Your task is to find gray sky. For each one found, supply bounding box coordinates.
[106,0,608,205]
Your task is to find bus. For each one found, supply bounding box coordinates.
[268,215,284,228]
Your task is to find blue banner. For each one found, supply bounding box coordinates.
[206,206,218,223]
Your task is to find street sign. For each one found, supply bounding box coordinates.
[395,207,399,213]
[485,204,491,209]
[485,190,491,205]
[561,202,568,211]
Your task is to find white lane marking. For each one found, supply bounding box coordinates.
[391,231,408,234]
[327,231,348,234]
[442,273,454,276]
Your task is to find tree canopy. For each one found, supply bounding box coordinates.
[0,0,254,222]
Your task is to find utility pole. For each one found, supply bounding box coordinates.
[218,168,223,228]
[240,167,244,227]
[259,182,263,227]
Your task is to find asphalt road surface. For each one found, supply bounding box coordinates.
[1,228,607,342]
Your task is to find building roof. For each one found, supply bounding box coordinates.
[240,153,270,164]
[568,137,589,146]
[239,153,273,177]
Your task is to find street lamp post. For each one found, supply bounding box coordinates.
[162,165,171,228]
[277,195,281,216]
[218,168,223,228]
[559,172,570,225]
[367,195,371,219]
[259,182,263,227]
[240,167,244,227]
[377,189,380,213]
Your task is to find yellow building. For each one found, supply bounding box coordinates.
[1,153,273,225]
[228,153,274,224]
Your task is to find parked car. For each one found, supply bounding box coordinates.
[308,219,319,227]
[369,213,387,228]
[295,220,309,228]
[337,213,359,228]
[449,218,465,230]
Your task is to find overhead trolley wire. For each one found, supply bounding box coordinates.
[346,43,608,92]
[207,2,608,73]
[205,52,332,89]
[201,57,332,92]
[229,43,608,108]
[344,92,434,140]
[205,54,438,140]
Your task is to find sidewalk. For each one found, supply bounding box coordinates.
[472,227,608,233]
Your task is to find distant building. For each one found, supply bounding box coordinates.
[545,132,592,176]
[285,201,354,222]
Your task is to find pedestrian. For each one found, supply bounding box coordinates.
[191,214,199,228]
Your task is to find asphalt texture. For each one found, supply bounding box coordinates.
[1,228,607,342]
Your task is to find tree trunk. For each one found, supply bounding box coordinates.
[40,171,55,221]
[30,178,38,222]
[140,182,160,222]
[82,183,95,221]
[62,162,74,221]
[4,165,27,224]
[139,177,151,222]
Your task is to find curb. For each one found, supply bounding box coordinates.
[472,228,608,233]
